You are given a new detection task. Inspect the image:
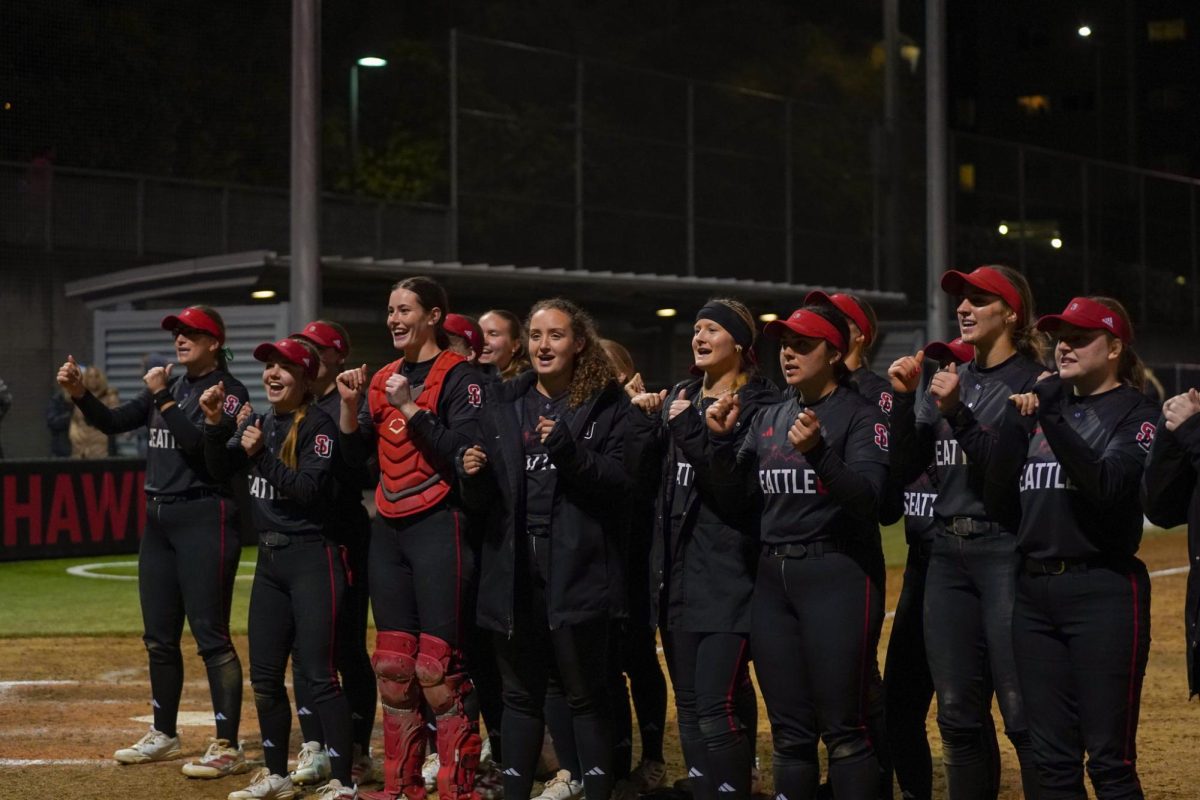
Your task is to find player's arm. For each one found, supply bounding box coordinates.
[1142,414,1198,528]
[408,364,484,480]
[254,414,336,506]
[1040,400,1152,506]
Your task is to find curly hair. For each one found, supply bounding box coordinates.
[527,298,616,408]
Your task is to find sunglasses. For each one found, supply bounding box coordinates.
[171,326,213,339]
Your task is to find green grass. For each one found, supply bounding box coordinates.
[0,524,1181,638]
[0,547,259,638]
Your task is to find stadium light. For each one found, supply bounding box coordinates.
[1078,25,1092,38]
[1050,237,1063,249]
[759,313,779,322]
[351,56,389,175]
[656,308,677,318]
[251,289,277,300]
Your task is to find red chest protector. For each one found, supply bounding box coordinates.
[369,350,466,518]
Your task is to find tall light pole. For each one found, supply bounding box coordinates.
[291,0,320,332]
[350,56,387,179]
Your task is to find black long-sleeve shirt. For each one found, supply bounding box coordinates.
[1010,379,1158,559]
[890,353,1043,531]
[204,404,337,536]
[74,369,249,495]
[712,385,889,547]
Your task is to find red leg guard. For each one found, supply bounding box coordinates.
[370,632,426,800]
[436,714,483,800]
[416,634,481,799]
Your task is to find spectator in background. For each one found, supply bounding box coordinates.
[0,376,11,459]
[70,365,119,458]
[46,385,73,457]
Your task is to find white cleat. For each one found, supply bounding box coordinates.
[114,727,182,765]
[289,740,331,786]
[227,767,297,800]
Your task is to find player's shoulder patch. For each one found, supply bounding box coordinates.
[222,393,242,416]
[466,383,483,408]
[313,433,333,458]
[1135,420,1156,453]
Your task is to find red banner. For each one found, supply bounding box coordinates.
[1,459,146,561]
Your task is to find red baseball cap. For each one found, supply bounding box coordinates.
[443,313,483,359]
[253,338,319,379]
[924,337,975,365]
[940,266,1023,319]
[763,308,847,353]
[804,291,874,345]
[297,321,349,355]
[161,307,224,344]
[1036,297,1132,343]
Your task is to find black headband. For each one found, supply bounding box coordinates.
[695,304,753,350]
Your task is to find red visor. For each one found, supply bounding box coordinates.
[443,313,483,358]
[924,337,975,365]
[940,267,1023,320]
[764,309,847,353]
[253,338,318,379]
[1036,297,1132,343]
[804,291,874,345]
[297,321,348,355]
[161,307,224,344]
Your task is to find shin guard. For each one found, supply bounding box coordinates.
[416,634,482,800]
[373,631,426,800]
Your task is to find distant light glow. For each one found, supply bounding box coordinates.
[1078,25,1092,38]
[357,56,388,68]
[1177,275,1188,286]
[759,313,779,322]
[1050,237,1063,249]
[251,289,277,300]
[655,308,677,318]
[998,224,1009,235]
[2,102,10,111]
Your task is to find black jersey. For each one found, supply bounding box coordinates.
[74,368,249,496]
[892,353,1044,531]
[522,385,570,527]
[848,366,896,420]
[314,388,373,518]
[669,395,718,525]
[903,469,940,543]
[205,403,338,536]
[1015,381,1158,560]
[714,385,889,547]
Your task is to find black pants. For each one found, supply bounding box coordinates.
[139,494,242,742]
[295,517,377,752]
[886,540,1000,800]
[925,531,1038,800]
[663,630,754,800]
[494,532,613,800]
[370,507,475,649]
[1013,559,1150,800]
[611,621,668,769]
[249,536,352,783]
[753,548,883,800]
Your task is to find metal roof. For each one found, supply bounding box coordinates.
[66,250,908,307]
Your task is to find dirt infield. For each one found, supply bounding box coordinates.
[1,531,1196,799]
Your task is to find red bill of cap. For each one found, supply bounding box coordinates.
[297,321,348,355]
[1036,297,1131,342]
[804,291,874,345]
[161,307,224,344]
[924,337,975,365]
[763,309,847,353]
[940,266,1023,320]
[253,338,318,379]
[443,313,483,358]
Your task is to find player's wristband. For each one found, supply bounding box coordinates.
[152,389,174,410]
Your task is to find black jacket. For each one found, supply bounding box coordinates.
[1142,413,1200,695]
[463,371,631,634]
[628,375,779,633]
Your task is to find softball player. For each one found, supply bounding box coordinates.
[804,290,896,800]
[881,338,1001,800]
[887,265,1045,799]
[626,300,779,800]
[57,305,250,778]
[707,304,888,800]
[1003,298,1157,799]
[336,276,484,800]
[202,337,356,800]
[285,321,378,787]
[460,298,630,800]
[1142,388,1200,696]
[478,309,531,381]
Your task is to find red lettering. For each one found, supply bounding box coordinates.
[81,471,134,543]
[45,474,81,545]
[4,474,43,547]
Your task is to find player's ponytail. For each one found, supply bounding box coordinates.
[987,265,1047,364]
[1090,296,1145,391]
[279,401,311,470]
